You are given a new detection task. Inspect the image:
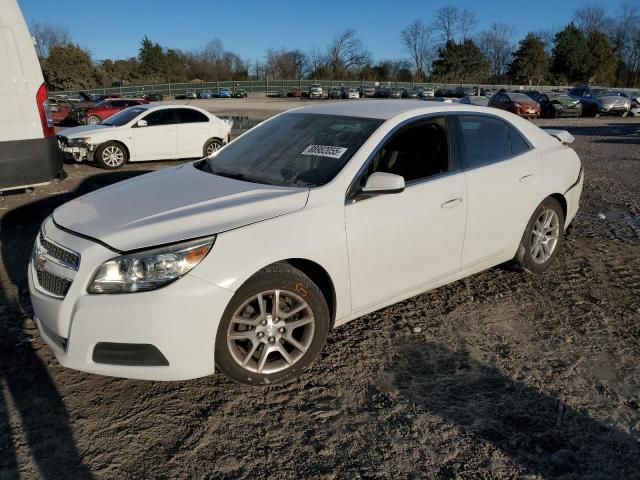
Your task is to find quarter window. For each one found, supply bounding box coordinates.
[508,126,531,156]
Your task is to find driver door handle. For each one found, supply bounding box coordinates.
[441,197,463,209]
[519,174,535,184]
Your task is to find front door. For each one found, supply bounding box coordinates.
[344,116,467,312]
[133,108,178,160]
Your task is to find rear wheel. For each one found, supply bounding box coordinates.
[215,263,330,385]
[513,197,565,274]
[86,115,101,125]
[95,141,128,169]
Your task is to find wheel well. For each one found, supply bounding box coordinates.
[284,259,336,327]
[549,193,567,219]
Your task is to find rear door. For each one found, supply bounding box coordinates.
[175,108,211,157]
[132,108,178,160]
[453,114,541,267]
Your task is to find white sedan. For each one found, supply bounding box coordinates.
[30,101,583,385]
[57,104,231,169]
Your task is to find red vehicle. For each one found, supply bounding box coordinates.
[84,98,148,125]
[488,91,541,118]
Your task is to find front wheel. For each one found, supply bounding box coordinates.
[86,115,101,125]
[512,197,565,274]
[215,263,330,385]
[95,141,128,169]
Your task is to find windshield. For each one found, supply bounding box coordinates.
[507,93,535,103]
[201,113,382,187]
[102,107,147,126]
[592,88,619,98]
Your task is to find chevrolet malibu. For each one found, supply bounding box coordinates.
[29,101,583,385]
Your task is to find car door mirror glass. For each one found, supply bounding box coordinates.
[362,172,405,194]
[137,119,148,127]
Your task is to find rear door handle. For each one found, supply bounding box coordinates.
[519,174,535,184]
[441,197,463,209]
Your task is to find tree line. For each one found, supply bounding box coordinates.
[33,3,639,91]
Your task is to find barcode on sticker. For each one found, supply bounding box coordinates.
[301,145,348,159]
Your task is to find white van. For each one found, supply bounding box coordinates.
[0,0,64,191]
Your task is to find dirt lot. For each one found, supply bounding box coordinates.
[1,110,639,479]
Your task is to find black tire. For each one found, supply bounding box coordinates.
[86,115,102,125]
[512,197,565,274]
[215,262,330,386]
[94,141,128,169]
[203,138,224,157]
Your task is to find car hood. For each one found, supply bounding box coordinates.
[53,163,309,251]
[58,124,113,138]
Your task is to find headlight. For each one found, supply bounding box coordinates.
[88,237,215,294]
[67,137,91,146]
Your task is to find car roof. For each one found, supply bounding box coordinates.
[290,100,462,119]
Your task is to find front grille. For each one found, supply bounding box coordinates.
[36,269,72,297]
[39,231,80,268]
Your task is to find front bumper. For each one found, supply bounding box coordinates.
[28,219,234,381]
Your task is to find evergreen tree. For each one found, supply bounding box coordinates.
[552,23,589,84]
[41,44,97,90]
[508,34,549,85]
[138,36,166,82]
[586,30,617,85]
[431,39,490,83]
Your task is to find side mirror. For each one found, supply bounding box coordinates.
[362,172,405,194]
[136,119,147,127]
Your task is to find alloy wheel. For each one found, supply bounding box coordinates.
[102,146,124,167]
[530,209,560,264]
[226,289,315,374]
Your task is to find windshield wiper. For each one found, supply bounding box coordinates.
[209,168,278,186]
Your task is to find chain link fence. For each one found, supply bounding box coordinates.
[49,79,573,98]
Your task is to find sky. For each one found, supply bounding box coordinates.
[18,0,616,62]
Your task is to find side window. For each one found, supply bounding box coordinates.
[367,117,450,184]
[177,108,209,123]
[507,125,531,156]
[458,115,511,169]
[142,109,176,126]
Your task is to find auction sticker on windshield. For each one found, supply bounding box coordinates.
[301,145,348,159]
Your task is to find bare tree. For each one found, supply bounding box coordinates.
[574,3,609,35]
[458,9,477,42]
[432,5,459,44]
[326,30,370,78]
[478,23,515,80]
[30,22,71,58]
[400,21,435,80]
[265,48,308,79]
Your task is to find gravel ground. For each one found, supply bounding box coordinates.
[0,114,639,479]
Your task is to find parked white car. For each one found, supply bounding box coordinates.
[30,101,583,385]
[57,104,231,169]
